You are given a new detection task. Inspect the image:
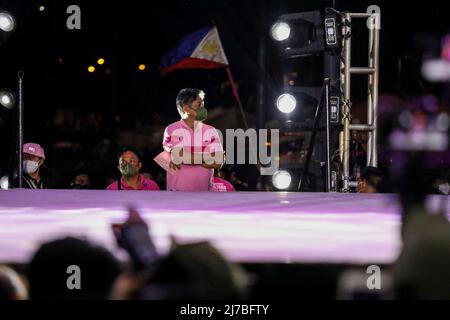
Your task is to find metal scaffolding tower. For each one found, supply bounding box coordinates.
[340,11,381,192]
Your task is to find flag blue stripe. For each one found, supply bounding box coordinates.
[160,27,213,69]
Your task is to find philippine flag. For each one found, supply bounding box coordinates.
[159,26,229,76]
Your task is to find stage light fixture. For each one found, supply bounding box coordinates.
[0,11,15,33]
[271,22,291,41]
[272,170,292,190]
[271,11,324,58]
[276,87,323,120]
[276,93,297,114]
[138,64,146,71]
[97,58,105,65]
[0,89,15,109]
[88,66,95,73]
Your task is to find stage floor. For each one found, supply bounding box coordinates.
[1,189,448,265]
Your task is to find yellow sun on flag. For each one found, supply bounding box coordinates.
[202,40,219,55]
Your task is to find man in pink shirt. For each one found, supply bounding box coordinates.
[107,147,160,191]
[213,176,236,192]
[163,88,223,191]
[212,168,236,192]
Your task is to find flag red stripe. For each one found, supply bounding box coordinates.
[160,57,228,76]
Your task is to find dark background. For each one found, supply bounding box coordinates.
[0,0,449,189]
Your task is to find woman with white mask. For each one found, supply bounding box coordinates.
[22,143,46,189]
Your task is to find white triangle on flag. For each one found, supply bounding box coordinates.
[190,27,229,65]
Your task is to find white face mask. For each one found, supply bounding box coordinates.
[23,160,39,174]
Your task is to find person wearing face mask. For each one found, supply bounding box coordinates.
[22,143,47,189]
[162,88,223,191]
[107,147,160,191]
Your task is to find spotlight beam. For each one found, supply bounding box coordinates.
[273,170,292,190]
[0,89,15,109]
[0,10,16,33]
[276,93,297,114]
[271,22,291,41]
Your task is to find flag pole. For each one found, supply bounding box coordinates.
[225,66,249,130]
[226,65,263,173]
[215,23,261,173]
[213,20,249,130]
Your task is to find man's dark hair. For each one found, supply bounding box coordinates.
[117,146,142,163]
[176,88,204,117]
[28,237,122,299]
[360,166,384,192]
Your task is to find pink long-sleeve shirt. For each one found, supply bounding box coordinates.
[163,120,223,191]
[106,174,160,191]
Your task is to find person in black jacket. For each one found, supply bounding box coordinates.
[22,142,47,189]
